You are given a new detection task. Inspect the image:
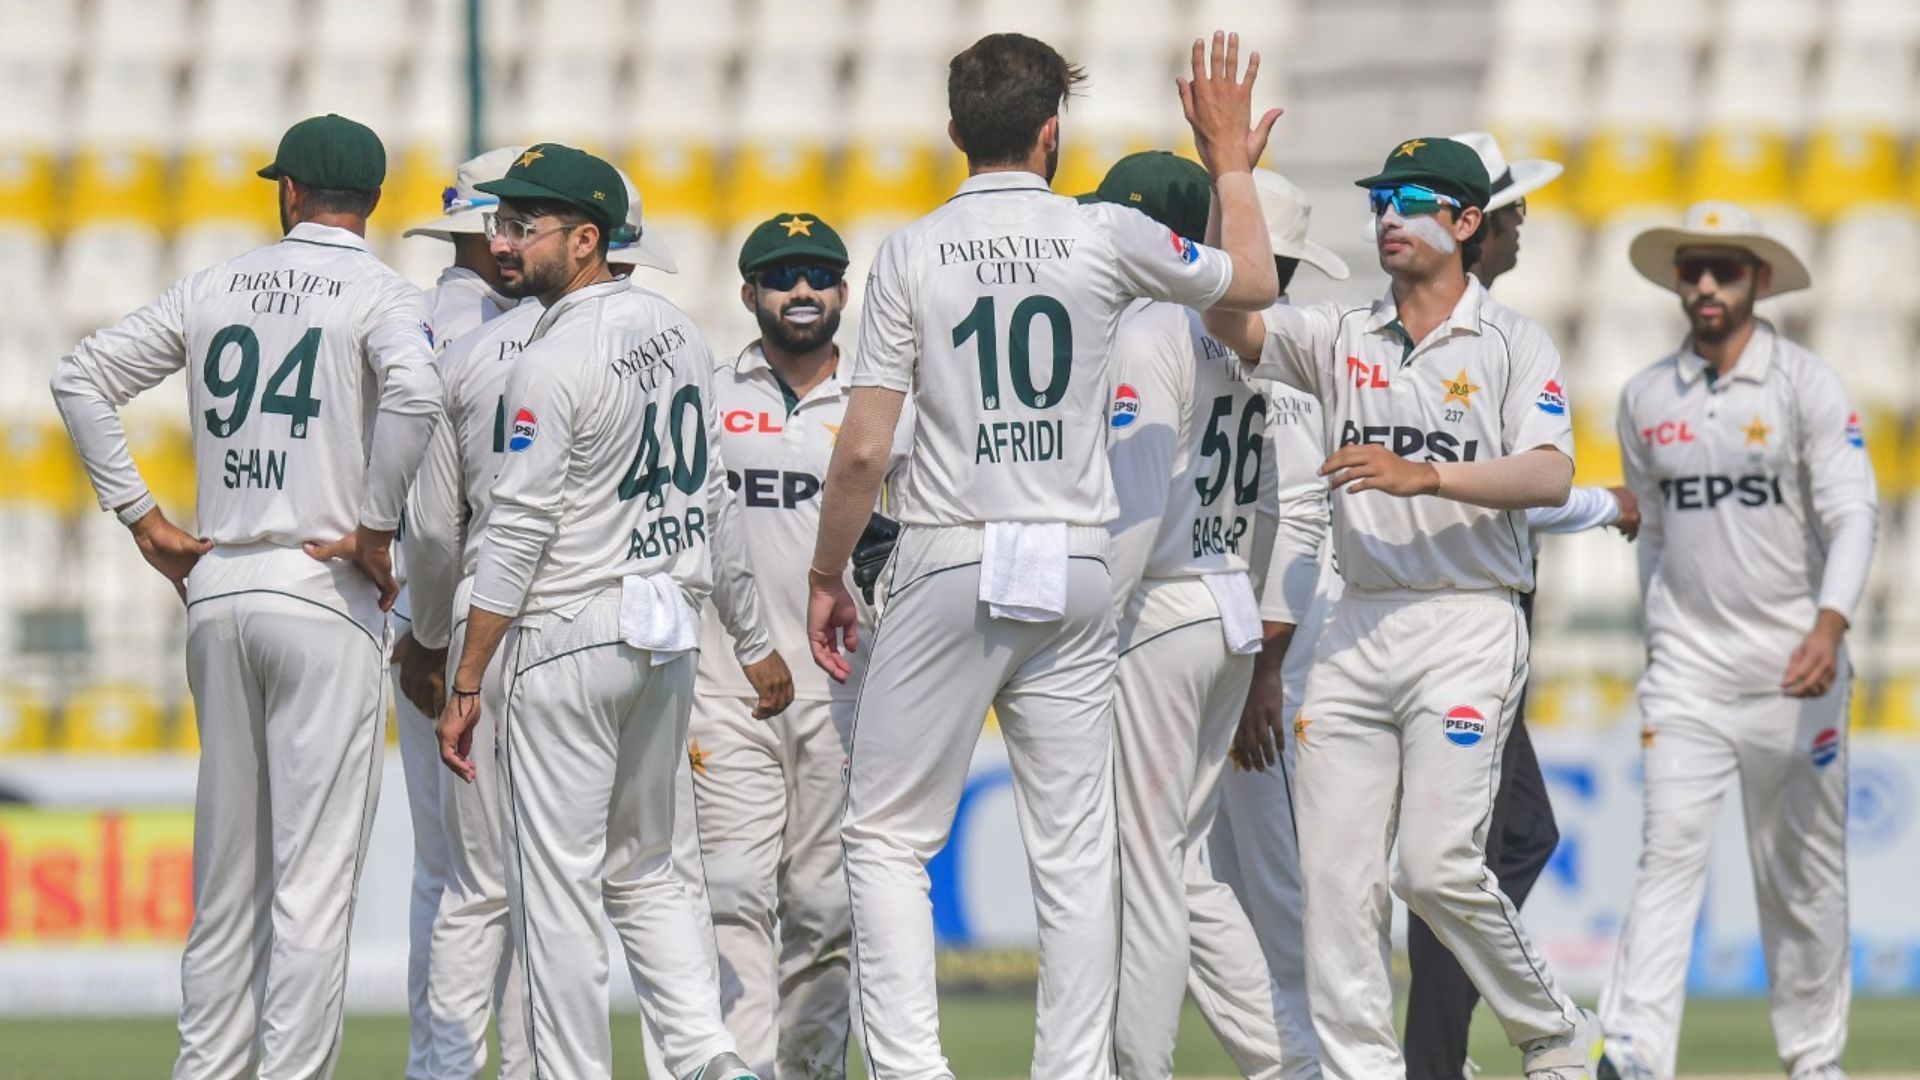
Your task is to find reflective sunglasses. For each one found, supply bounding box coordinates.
[482,212,578,246]
[1676,254,1752,285]
[1368,183,1463,218]
[755,263,843,291]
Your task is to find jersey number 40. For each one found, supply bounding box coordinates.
[616,384,709,503]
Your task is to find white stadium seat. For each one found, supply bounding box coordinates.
[85,0,192,62]
[504,53,625,150]
[200,0,302,61]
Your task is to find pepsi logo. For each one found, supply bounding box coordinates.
[1169,230,1201,265]
[1111,383,1141,429]
[1535,380,1568,416]
[1442,704,1487,747]
[1845,412,1865,449]
[508,407,538,452]
[1810,727,1841,768]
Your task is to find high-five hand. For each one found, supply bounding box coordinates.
[1178,31,1282,177]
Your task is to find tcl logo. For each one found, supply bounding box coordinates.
[1346,357,1390,389]
[723,411,784,434]
[1641,421,1696,445]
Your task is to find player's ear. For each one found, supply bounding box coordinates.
[740,280,756,314]
[1755,260,1772,296]
[834,279,849,306]
[1040,115,1060,154]
[946,118,965,155]
[1454,205,1482,241]
[363,185,381,219]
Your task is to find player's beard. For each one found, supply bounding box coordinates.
[757,297,841,354]
[1687,292,1753,345]
[498,248,565,300]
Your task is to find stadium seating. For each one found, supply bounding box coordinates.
[6,0,1916,749]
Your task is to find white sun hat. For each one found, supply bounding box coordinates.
[1254,169,1349,281]
[1628,200,1811,297]
[401,145,527,240]
[1448,131,1563,212]
[605,169,677,273]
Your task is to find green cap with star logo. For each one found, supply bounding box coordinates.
[257,114,386,191]
[474,143,628,233]
[1077,151,1211,240]
[737,213,850,277]
[1354,137,1492,209]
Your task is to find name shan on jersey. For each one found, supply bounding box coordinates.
[226,268,347,317]
[222,448,288,490]
[938,234,1077,286]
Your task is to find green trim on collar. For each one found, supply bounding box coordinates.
[1385,319,1417,365]
[769,369,801,416]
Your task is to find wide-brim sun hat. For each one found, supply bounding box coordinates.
[1447,130,1563,213]
[402,145,526,240]
[607,169,677,272]
[1254,169,1349,281]
[1628,200,1811,297]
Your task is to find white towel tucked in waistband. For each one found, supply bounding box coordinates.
[619,573,699,665]
[980,521,1069,622]
[1203,571,1264,655]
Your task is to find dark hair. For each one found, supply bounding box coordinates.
[1274,255,1300,296]
[504,197,611,258]
[295,184,378,217]
[948,33,1086,167]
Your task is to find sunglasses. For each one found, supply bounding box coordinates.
[1368,183,1463,218]
[755,263,843,291]
[1676,255,1752,285]
[482,212,578,246]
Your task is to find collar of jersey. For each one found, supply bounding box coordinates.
[1676,319,1776,387]
[735,342,844,401]
[530,278,630,341]
[437,264,516,309]
[950,170,1052,200]
[282,221,370,252]
[1363,275,1486,353]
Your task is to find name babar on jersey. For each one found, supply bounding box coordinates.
[608,319,706,561]
[1189,329,1267,561]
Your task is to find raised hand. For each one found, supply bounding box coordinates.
[1177,31,1283,178]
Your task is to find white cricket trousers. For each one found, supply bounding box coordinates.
[690,693,854,1078]
[392,625,451,1080]
[499,592,734,1079]
[844,526,1121,1080]
[422,610,529,1080]
[175,556,388,1080]
[1294,589,1578,1080]
[1210,712,1324,1080]
[1113,578,1285,1080]
[1599,677,1851,1079]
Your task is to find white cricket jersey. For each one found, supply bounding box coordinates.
[52,222,440,547]
[694,343,910,702]
[426,265,517,357]
[1617,321,1878,699]
[469,279,729,619]
[1248,379,1338,700]
[852,170,1234,529]
[402,301,543,649]
[1253,279,1574,593]
[1107,299,1266,609]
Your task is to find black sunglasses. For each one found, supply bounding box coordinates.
[755,263,843,291]
[1677,255,1752,285]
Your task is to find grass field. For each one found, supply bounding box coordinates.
[2,997,1916,1078]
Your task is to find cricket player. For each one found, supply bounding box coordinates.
[805,31,1281,1077]
[49,114,441,1078]
[690,211,911,1077]
[1401,130,1640,1080]
[390,143,526,1080]
[1600,202,1877,1080]
[1202,166,1352,1080]
[1203,136,1598,1080]
[1089,150,1291,1080]
[431,144,757,1080]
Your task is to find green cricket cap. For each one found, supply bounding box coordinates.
[1354,137,1492,209]
[474,143,628,234]
[737,212,850,277]
[256,114,386,191]
[1076,151,1210,240]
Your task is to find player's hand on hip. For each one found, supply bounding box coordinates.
[1232,661,1286,772]
[1178,31,1281,176]
[1320,444,1441,498]
[807,569,860,685]
[743,650,796,720]
[129,507,213,604]
[1782,611,1847,698]
[437,688,482,783]
[396,632,450,716]
[303,525,400,610]
[1609,485,1642,541]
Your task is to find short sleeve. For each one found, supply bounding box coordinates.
[1498,317,1576,460]
[1251,302,1342,398]
[850,230,916,392]
[1088,203,1233,311]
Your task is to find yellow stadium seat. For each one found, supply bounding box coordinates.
[60,685,167,753]
[0,420,86,512]
[1798,126,1903,222]
[840,140,945,222]
[1054,135,1157,203]
[1572,414,1625,488]
[724,141,834,227]
[1870,676,1920,731]
[1524,673,1634,728]
[1850,680,1870,731]
[380,144,460,239]
[621,140,723,224]
[1572,130,1682,224]
[1854,407,1909,498]
[177,145,278,230]
[0,147,59,231]
[66,147,169,231]
[0,686,53,753]
[172,696,199,752]
[1685,128,1791,206]
[125,420,197,513]
[1489,129,1573,211]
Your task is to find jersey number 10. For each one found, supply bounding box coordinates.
[952,294,1073,410]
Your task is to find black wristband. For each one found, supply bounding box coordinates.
[451,686,481,698]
